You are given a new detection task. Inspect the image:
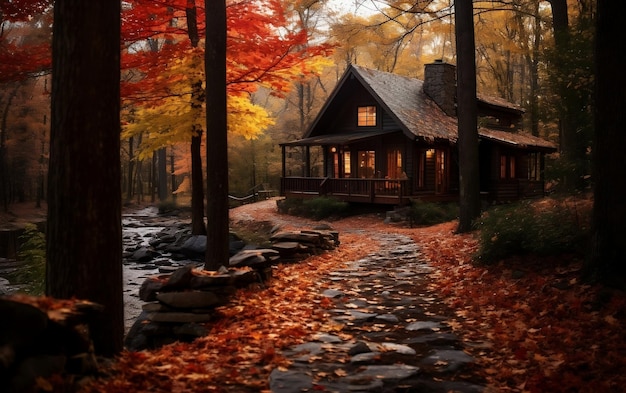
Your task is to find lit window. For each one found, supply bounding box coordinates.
[358,106,376,126]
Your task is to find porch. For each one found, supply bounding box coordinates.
[280,176,548,206]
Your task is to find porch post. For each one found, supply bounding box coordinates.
[304,146,311,177]
[281,145,286,178]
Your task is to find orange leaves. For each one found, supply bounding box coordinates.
[409,221,626,393]
[85,233,369,392]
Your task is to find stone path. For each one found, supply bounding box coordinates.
[269,233,486,393]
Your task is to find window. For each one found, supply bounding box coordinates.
[343,151,351,178]
[500,154,516,179]
[358,106,376,126]
[387,149,404,178]
[528,153,539,180]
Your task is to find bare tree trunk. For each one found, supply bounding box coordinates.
[455,0,480,233]
[204,0,229,270]
[47,0,123,356]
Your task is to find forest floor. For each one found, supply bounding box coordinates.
[3,199,626,392]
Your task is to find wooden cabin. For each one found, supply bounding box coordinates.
[280,61,557,205]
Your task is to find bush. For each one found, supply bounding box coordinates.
[475,198,591,264]
[277,197,349,220]
[9,224,46,295]
[408,199,458,226]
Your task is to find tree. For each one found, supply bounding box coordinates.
[46,1,123,356]
[204,0,228,270]
[587,0,626,284]
[455,0,480,233]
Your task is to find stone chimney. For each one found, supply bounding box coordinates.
[423,60,457,117]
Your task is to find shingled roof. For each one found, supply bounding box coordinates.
[332,64,555,151]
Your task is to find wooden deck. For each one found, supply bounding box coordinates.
[281,177,547,205]
[281,177,409,205]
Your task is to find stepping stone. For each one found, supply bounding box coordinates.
[349,364,419,382]
[322,289,344,298]
[351,351,381,364]
[378,343,416,356]
[375,313,399,323]
[406,321,441,331]
[421,349,475,372]
[269,369,313,393]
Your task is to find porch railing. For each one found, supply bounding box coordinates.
[281,177,407,203]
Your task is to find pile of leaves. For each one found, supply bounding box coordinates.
[83,233,366,393]
[413,221,626,392]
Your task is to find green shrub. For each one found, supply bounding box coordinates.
[277,197,349,220]
[408,199,458,226]
[475,198,590,264]
[9,224,46,295]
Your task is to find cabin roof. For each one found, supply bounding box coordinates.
[288,64,555,151]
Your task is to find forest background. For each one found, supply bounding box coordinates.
[0,0,595,210]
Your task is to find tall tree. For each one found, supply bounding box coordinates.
[455,0,480,233]
[204,0,228,270]
[46,1,123,356]
[587,0,626,284]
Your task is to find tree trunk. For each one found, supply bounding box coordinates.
[587,0,626,284]
[204,0,229,270]
[455,0,480,233]
[187,2,206,236]
[47,0,123,356]
[158,148,168,201]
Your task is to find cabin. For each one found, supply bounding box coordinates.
[280,61,557,205]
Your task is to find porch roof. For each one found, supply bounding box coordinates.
[479,127,558,151]
[280,129,399,147]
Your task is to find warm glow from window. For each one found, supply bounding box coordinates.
[358,106,376,126]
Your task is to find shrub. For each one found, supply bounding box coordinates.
[475,198,591,264]
[277,197,349,220]
[408,199,458,226]
[9,224,46,295]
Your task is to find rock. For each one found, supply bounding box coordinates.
[130,247,160,262]
[163,265,194,290]
[375,313,399,323]
[156,291,223,309]
[180,235,207,258]
[348,341,371,356]
[351,351,380,364]
[139,278,164,302]
[229,249,279,268]
[322,289,344,298]
[146,311,214,323]
[348,364,419,382]
[406,321,441,331]
[378,342,416,356]
[312,333,342,343]
[421,349,475,372]
[269,369,313,393]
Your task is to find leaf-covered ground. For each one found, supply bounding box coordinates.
[82,200,625,392]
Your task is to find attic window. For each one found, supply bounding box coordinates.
[358,106,377,126]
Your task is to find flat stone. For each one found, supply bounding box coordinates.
[406,321,441,331]
[351,351,381,364]
[421,349,475,372]
[313,333,342,343]
[322,289,344,298]
[379,342,416,356]
[349,364,419,382]
[375,313,399,323]
[146,311,213,323]
[269,369,313,393]
[347,310,377,322]
[156,291,223,309]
